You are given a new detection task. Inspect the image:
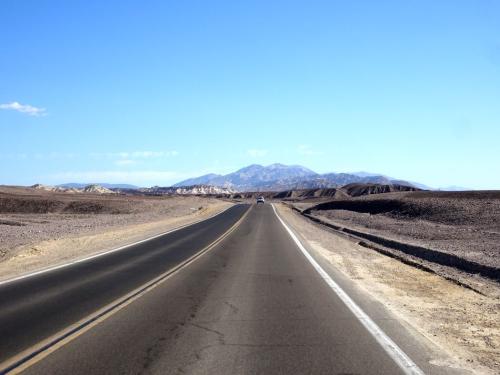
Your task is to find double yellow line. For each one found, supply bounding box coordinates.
[1,205,252,374]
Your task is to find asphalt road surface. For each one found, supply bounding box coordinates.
[0,205,248,371]
[1,203,428,374]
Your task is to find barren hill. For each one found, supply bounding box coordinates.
[341,183,420,197]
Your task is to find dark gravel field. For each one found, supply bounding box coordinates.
[305,190,500,269]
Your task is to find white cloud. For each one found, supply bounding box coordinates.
[247,149,268,158]
[114,159,137,166]
[297,144,323,156]
[0,101,47,116]
[130,150,179,158]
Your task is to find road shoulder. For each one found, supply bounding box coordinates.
[276,203,499,375]
[0,200,233,282]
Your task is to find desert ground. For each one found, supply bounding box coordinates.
[0,185,232,281]
[277,203,500,374]
[303,190,500,266]
[283,189,500,297]
[1,184,498,373]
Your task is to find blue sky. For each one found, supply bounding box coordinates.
[1,0,499,189]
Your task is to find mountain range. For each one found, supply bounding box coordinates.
[174,163,424,192]
[49,165,468,194]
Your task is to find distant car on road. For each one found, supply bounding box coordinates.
[256,196,265,204]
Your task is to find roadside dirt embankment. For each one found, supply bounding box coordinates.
[292,190,500,295]
[0,187,232,281]
[277,204,500,375]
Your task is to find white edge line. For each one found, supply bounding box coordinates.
[1,205,251,374]
[0,204,235,286]
[271,203,425,375]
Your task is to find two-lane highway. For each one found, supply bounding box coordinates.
[2,203,431,374]
[0,204,249,371]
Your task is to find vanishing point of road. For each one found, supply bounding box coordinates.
[0,203,441,374]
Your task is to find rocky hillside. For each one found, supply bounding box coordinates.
[273,188,349,200]
[230,183,423,200]
[82,184,115,194]
[58,183,139,189]
[341,183,420,197]
[31,184,115,194]
[140,185,235,196]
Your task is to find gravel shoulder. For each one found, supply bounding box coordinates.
[303,191,500,269]
[294,190,500,296]
[0,191,232,281]
[277,203,500,375]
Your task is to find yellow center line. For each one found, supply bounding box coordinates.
[1,205,252,375]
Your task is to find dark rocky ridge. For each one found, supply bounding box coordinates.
[297,190,500,278]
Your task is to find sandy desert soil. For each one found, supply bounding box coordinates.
[0,186,232,281]
[277,204,500,375]
[303,191,500,269]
